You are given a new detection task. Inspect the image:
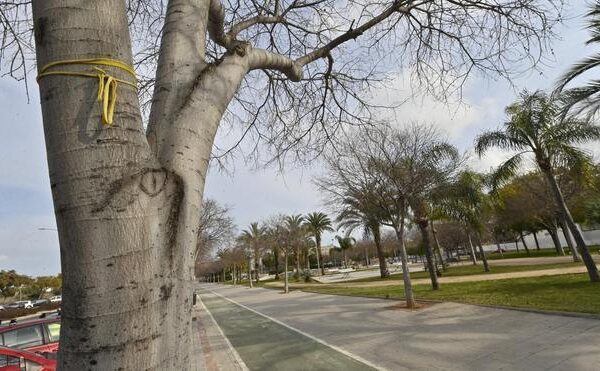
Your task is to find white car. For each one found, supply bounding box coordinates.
[49,295,62,303]
[12,300,33,309]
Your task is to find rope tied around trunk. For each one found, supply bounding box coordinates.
[36,58,137,126]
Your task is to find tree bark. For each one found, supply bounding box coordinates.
[542,170,599,281]
[519,232,531,256]
[466,232,478,265]
[533,231,541,250]
[316,234,325,276]
[417,219,439,290]
[559,217,581,262]
[431,220,447,271]
[248,258,253,288]
[514,240,520,253]
[284,252,289,294]
[315,234,322,275]
[548,227,565,255]
[372,224,390,278]
[274,246,280,280]
[295,246,301,279]
[394,218,415,308]
[475,234,490,272]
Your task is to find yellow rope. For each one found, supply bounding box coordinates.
[37,58,138,126]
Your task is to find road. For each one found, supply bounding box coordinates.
[196,284,600,371]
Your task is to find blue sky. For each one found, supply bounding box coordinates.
[1,2,597,276]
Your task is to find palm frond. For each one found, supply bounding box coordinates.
[474,130,527,156]
[489,153,524,191]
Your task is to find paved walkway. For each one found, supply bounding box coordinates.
[264,264,599,289]
[200,284,600,370]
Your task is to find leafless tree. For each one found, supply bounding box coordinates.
[0,0,565,367]
[196,198,236,263]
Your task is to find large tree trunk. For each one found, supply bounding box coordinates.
[417,219,439,290]
[32,0,254,367]
[372,224,390,278]
[394,218,415,308]
[559,217,581,262]
[543,170,599,281]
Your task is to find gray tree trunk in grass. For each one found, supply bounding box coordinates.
[519,231,531,256]
[417,219,439,290]
[475,235,490,272]
[533,231,541,250]
[431,220,447,271]
[548,227,565,255]
[466,231,477,265]
[393,218,415,308]
[559,217,581,262]
[543,171,598,280]
[284,251,289,294]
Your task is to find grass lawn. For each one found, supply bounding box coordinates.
[346,262,583,283]
[303,273,600,314]
[486,245,600,260]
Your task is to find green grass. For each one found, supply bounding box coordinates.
[303,273,600,314]
[486,245,600,260]
[346,262,582,283]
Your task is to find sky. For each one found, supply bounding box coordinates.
[1,2,597,276]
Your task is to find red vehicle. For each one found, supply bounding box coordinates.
[0,316,60,354]
[0,346,56,371]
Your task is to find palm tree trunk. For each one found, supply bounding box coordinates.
[494,237,504,257]
[315,235,321,275]
[284,251,289,294]
[317,235,325,276]
[248,259,253,288]
[559,217,581,262]
[343,250,347,268]
[548,227,565,255]
[295,246,300,279]
[533,231,541,250]
[373,225,390,278]
[394,218,415,308]
[418,219,439,290]
[543,170,599,281]
[466,231,477,265]
[254,248,261,284]
[431,220,447,271]
[514,240,520,253]
[475,234,490,272]
[274,246,280,280]
[519,232,531,256]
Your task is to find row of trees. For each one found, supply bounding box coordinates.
[0,270,62,300]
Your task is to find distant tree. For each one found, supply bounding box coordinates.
[334,236,356,268]
[285,214,306,279]
[196,199,236,269]
[304,212,334,276]
[476,91,600,282]
[241,222,267,283]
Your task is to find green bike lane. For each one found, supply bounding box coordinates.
[197,289,378,371]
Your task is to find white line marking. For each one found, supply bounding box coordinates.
[196,294,250,371]
[207,288,388,371]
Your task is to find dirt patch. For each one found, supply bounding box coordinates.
[383,301,435,311]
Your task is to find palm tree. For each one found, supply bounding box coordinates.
[241,222,266,284]
[334,236,355,268]
[475,91,600,282]
[335,188,390,278]
[555,2,600,119]
[285,214,305,279]
[304,212,334,276]
[439,170,491,272]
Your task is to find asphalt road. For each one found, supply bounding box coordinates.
[198,284,600,371]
